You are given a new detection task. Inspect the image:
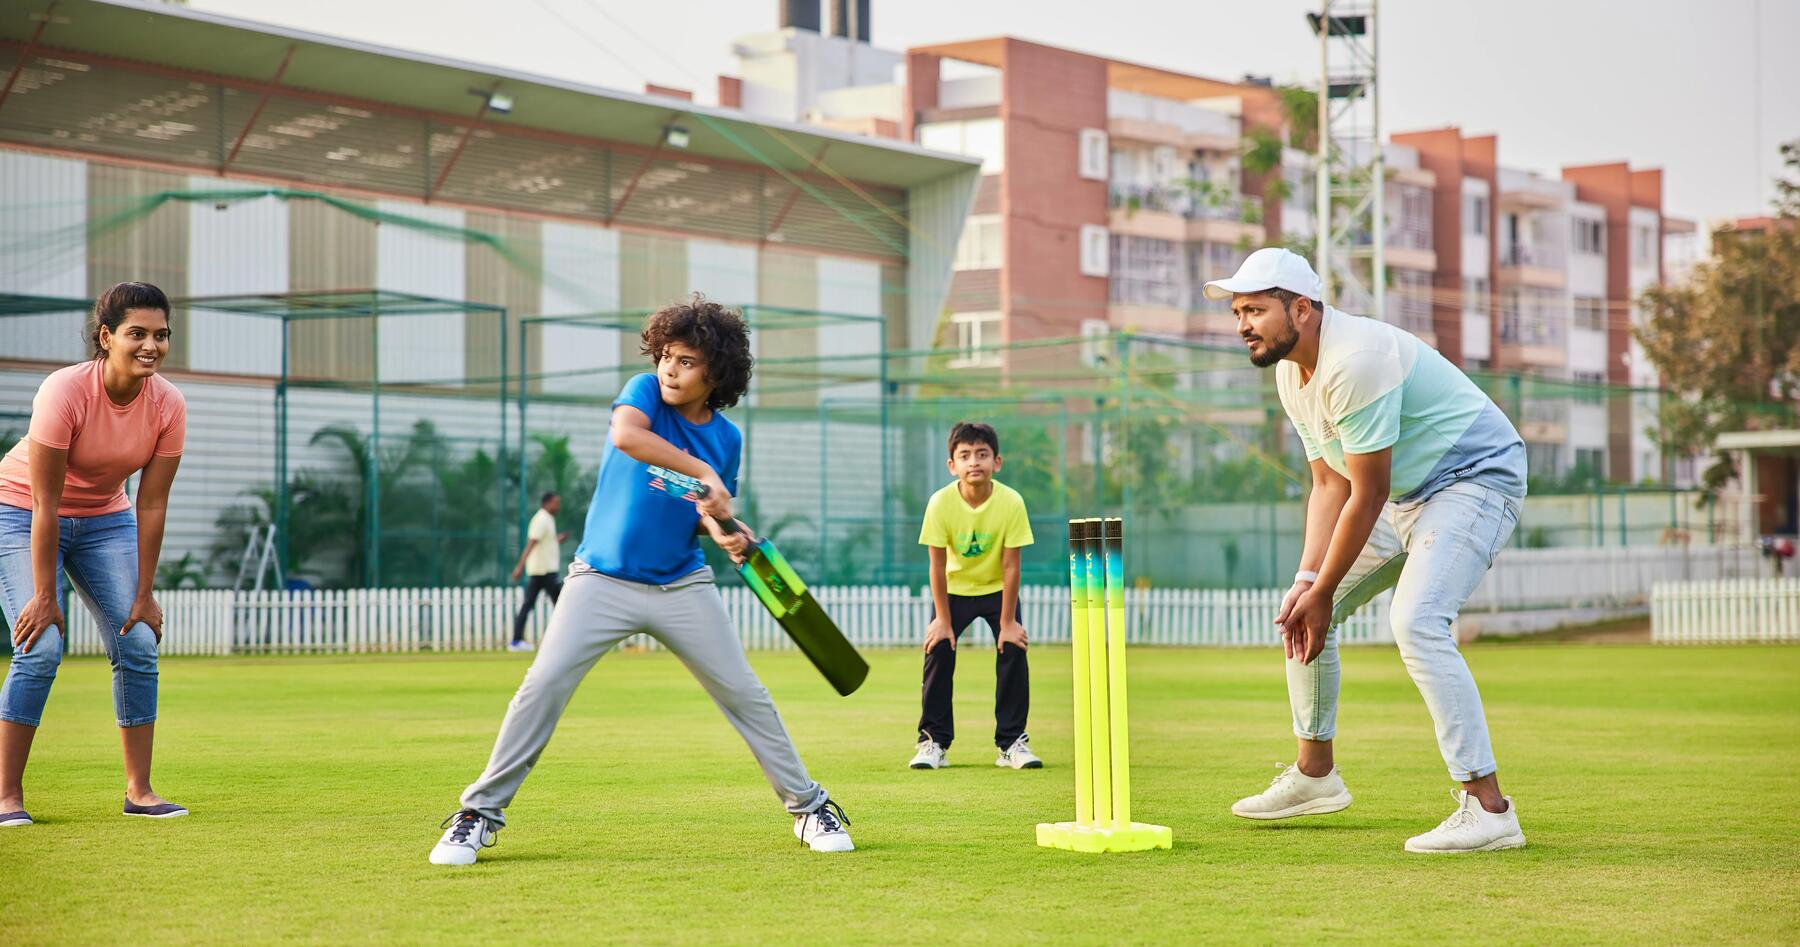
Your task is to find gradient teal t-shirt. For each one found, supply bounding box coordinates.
[1275,307,1526,502]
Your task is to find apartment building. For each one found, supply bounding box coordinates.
[729,8,1698,486]
[729,17,1285,361]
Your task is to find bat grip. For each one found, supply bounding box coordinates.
[692,483,743,535]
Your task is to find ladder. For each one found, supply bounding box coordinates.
[233,524,284,592]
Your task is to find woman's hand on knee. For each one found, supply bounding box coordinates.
[12,593,65,654]
[124,593,163,643]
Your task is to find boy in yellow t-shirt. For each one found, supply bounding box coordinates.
[909,422,1038,771]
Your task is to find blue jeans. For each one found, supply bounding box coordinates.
[0,504,159,728]
[1288,480,1521,782]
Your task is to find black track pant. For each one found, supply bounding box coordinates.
[916,591,1028,750]
[512,572,563,642]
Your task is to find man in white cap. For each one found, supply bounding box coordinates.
[1207,247,1529,853]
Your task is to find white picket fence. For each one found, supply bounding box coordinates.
[1469,544,1761,612]
[58,584,1393,657]
[1650,578,1800,644]
[45,544,1764,657]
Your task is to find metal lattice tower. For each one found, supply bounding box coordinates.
[1310,1,1384,318]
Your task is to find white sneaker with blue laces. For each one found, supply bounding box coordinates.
[794,799,854,852]
[430,809,498,865]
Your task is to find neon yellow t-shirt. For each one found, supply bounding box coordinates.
[918,480,1034,596]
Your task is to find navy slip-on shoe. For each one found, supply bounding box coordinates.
[122,800,188,818]
[0,810,31,826]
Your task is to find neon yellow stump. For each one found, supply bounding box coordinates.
[1037,517,1172,854]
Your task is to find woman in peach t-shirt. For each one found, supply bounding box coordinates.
[0,282,188,827]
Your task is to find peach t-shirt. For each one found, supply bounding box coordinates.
[0,361,187,516]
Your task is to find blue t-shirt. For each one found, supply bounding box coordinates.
[574,373,742,584]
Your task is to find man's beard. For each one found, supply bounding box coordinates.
[1247,310,1300,368]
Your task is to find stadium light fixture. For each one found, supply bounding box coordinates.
[664,124,690,149]
[468,87,512,115]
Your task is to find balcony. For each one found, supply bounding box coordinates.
[1109,184,1264,245]
[1498,241,1565,288]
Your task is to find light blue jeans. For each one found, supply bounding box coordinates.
[1288,480,1521,782]
[0,504,159,728]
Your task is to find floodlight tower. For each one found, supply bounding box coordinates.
[1309,1,1383,318]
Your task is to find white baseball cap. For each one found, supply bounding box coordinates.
[1202,247,1323,301]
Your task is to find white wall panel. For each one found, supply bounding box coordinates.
[688,239,758,306]
[538,221,620,394]
[186,177,286,375]
[0,152,89,362]
[816,256,882,401]
[376,201,465,385]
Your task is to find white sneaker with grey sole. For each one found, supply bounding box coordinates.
[996,734,1043,769]
[430,809,498,865]
[1404,790,1526,853]
[1231,763,1353,820]
[794,799,854,852]
[909,739,947,770]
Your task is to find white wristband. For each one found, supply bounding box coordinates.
[1293,570,1319,584]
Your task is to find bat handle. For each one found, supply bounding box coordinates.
[691,483,743,535]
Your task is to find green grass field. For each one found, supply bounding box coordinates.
[2,642,1797,945]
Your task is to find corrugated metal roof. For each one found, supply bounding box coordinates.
[0,0,977,189]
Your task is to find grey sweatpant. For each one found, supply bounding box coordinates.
[460,561,828,826]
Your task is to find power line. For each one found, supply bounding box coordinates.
[524,0,656,89]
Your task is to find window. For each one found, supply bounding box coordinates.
[948,311,1002,368]
[1191,242,1247,309]
[1078,128,1108,181]
[1464,194,1488,236]
[1499,288,1566,346]
[1109,236,1182,307]
[1526,442,1564,479]
[1390,184,1432,250]
[918,118,1005,173]
[1573,296,1606,331]
[953,215,1002,270]
[1079,224,1110,277]
[1388,268,1434,334]
[1464,276,1490,313]
[1572,218,1604,255]
[1632,225,1656,264]
[1573,448,1605,481]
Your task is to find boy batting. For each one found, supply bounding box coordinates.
[1210,248,1529,854]
[909,422,1039,771]
[430,296,853,864]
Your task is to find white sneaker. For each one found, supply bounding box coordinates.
[794,799,854,852]
[1405,790,1526,853]
[996,734,1043,769]
[909,739,947,770]
[1230,763,1354,820]
[507,640,535,652]
[429,809,498,865]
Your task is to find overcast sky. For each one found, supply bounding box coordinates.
[187,0,1797,224]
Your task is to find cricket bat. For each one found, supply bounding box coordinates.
[648,466,869,696]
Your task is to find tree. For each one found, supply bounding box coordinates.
[1637,139,1800,495]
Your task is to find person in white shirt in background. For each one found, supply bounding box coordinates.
[509,492,567,652]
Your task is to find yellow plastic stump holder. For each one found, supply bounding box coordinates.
[1036,517,1171,854]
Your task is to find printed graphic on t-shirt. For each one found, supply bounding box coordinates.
[957,531,993,559]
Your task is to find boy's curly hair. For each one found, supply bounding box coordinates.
[639,294,754,410]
